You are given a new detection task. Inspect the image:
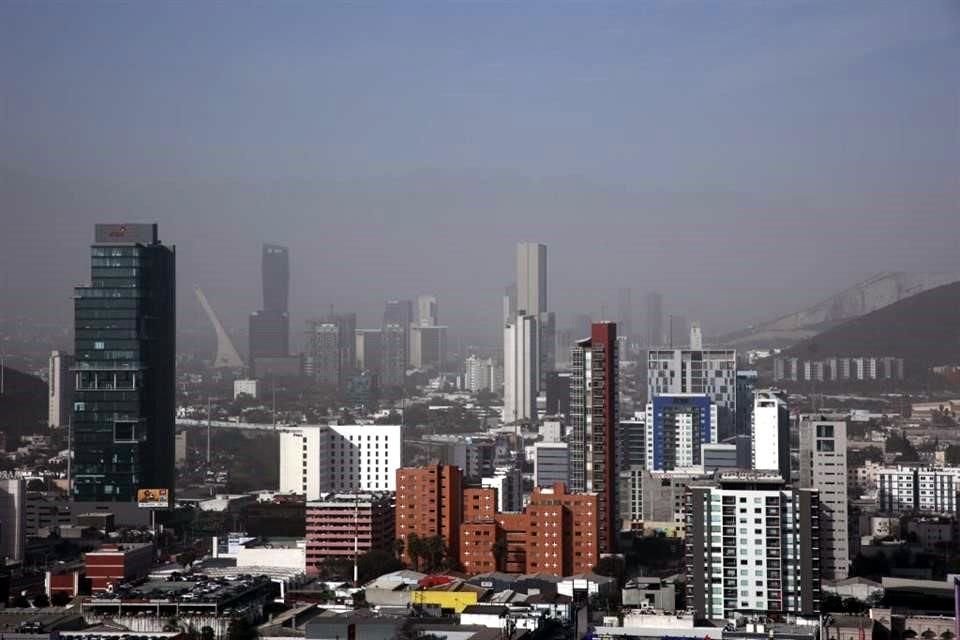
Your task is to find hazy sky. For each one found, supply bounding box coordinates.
[1,1,958,347]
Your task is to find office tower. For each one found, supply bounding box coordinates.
[0,479,25,561]
[262,243,289,314]
[516,243,547,316]
[382,300,413,385]
[735,370,759,438]
[503,314,538,423]
[619,468,700,533]
[48,351,74,429]
[751,390,790,482]
[502,284,517,323]
[464,355,495,393]
[355,329,382,374]
[799,418,849,580]
[668,315,689,347]
[513,242,554,389]
[618,288,633,341]
[279,424,402,498]
[417,295,438,327]
[395,464,463,566]
[303,320,339,386]
[544,371,571,415]
[569,322,619,553]
[684,474,822,618]
[481,467,523,513]
[305,493,395,573]
[249,244,290,367]
[877,466,960,513]
[304,313,356,388]
[410,325,447,370]
[533,442,569,488]
[647,327,737,437]
[73,223,175,503]
[383,299,413,358]
[644,395,717,471]
[644,292,663,347]
[619,413,647,469]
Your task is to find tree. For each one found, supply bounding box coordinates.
[945,445,960,465]
[10,594,30,608]
[32,592,50,608]
[201,626,215,640]
[593,556,627,590]
[492,537,508,570]
[226,618,258,640]
[357,549,404,584]
[393,537,406,561]
[177,549,198,568]
[50,591,71,607]
[406,533,423,571]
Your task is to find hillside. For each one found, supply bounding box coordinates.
[783,281,960,371]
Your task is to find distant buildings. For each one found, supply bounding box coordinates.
[48,350,74,429]
[569,322,619,553]
[72,223,175,503]
[381,300,413,387]
[410,325,447,370]
[684,473,822,618]
[798,417,849,580]
[773,356,905,382]
[647,326,736,436]
[503,313,538,423]
[751,390,790,482]
[304,313,356,388]
[279,424,402,499]
[249,244,291,371]
[878,466,960,514]
[643,292,663,347]
[464,355,499,393]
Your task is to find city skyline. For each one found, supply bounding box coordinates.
[1,2,957,342]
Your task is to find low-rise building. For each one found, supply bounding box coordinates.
[305,493,394,573]
[83,543,154,592]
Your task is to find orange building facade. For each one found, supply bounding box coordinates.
[395,464,463,564]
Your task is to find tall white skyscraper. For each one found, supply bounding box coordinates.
[48,350,74,429]
[516,242,547,316]
[503,314,538,423]
[417,294,438,327]
[799,417,849,580]
[751,390,790,482]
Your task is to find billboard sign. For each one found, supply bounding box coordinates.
[137,488,170,508]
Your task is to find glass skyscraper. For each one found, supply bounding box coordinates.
[72,223,175,502]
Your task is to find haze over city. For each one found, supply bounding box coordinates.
[2,1,958,344]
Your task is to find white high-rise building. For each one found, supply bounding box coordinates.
[878,466,960,513]
[685,474,822,618]
[516,243,547,316]
[481,467,523,513]
[0,479,25,562]
[464,355,498,393]
[417,295,438,327]
[48,351,74,429]
[279,424,403,500]
[503,314,538,423]
[751,390,790,482]
[798,417,849,580]
[647,326,736,435]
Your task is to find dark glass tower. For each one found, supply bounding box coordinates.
[249,244,290,363]
[72,224,175,502]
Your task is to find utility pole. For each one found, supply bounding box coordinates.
[353,493,360,585]
[206,396,212,465]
